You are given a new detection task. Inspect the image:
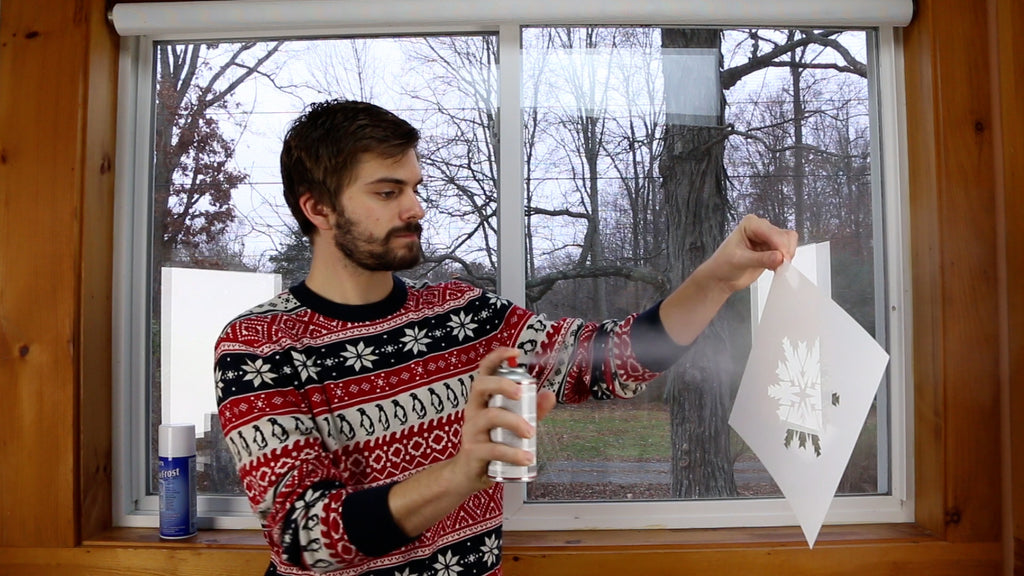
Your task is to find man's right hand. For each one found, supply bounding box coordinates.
[453,347,556,493]
[387,347,555,538]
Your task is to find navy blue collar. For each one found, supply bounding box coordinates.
[289,275,408,323]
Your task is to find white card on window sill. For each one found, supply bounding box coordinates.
[729,259,889,548]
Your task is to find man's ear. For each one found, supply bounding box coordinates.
[298,193,334,233]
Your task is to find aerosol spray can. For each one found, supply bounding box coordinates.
[487,359,538,482]
[158,423,197,539]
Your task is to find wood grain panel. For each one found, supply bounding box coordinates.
[930,0,1003,545]
[502,541,1002,576]
[1018,537,1024,576]
[0,547,271,576]
[0,0,1013,572]
[901,0,947,538]
[78,0,120,541]
[0,540,1002,576]
[903,0,1004,543]
[993,0,1024,570]
[0,0,95,548]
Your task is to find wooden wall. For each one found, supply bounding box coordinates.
[992,0,1024,571]
[0,0,116,548]
[0,0,1017,574]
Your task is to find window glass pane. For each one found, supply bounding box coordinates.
[143,26,888,510]
[520,26,885,502]
[147,34,498,498]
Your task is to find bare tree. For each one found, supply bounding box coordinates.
[400,35,502,288]
[151,40,284,496]
[523,28,672,313]
[659,28,738,498]
[152,41,284,268]
[253,29,874,500]
[599,28,670,316]
[303,39,382,102]
[659,28,870,498]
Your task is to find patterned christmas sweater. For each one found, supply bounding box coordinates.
[214,276,685,576]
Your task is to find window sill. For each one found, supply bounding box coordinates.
[81,524,1006,575]
[87,522,937,551]
[504,522,938,550]
[85,528,268,549]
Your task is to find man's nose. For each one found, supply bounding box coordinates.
[403,192,425,221]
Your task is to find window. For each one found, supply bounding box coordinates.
[112,2,913,532]
[521,26,888,498]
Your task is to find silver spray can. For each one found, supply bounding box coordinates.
[487,364,538,482]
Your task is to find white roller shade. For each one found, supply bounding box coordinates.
[110,0,914,37]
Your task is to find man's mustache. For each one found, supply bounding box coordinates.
[385,222,423,240]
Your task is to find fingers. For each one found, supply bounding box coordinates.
[761,250,786,271]
[483,395,539,467]
[741,214,798,261]
[483,403,537,441]
[457,350,539,485]
[486,443,536,467]
[477,347,519,376]
[700,215,798,293]
[462,410,535,468]
[457,351,559,488]
[733,246,785,272]
[466,349,523,411]
[480,388,553,468]
[482,387,553,443]
[536,389,557,421]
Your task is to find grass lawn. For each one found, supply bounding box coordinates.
[534,400,880,492]
[529,400,881,500]
[537,402,672,462]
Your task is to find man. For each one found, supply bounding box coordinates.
[215,99,797,576]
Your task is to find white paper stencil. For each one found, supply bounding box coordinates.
[729,259,889,548]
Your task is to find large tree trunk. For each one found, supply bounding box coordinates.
[659,28,738,498]
[791,52,807,240]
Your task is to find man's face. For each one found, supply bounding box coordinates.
[331,149,425,271]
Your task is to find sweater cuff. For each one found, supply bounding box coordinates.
[630,300,689,372]
[342,483,416,557]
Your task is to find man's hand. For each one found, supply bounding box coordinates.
[659,214,798,345]
[453,348,557,493]
[388,348,555,538]
[700,214,799,294]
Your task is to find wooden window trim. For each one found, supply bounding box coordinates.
[75,524,1005,575]
[0,0,1016,573]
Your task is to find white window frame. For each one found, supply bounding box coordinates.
[111,1,914,532]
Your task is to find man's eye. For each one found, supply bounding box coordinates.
[378,190,397,199]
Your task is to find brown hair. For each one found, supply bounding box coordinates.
[280,100,420,236]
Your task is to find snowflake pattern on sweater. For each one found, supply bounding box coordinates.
[215,277,680,576]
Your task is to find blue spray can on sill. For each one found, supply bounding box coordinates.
[159,423,197,539]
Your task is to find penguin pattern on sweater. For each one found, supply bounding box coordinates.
[215,276,682,576]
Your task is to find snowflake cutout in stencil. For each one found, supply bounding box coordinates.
[400,326,432,354]
[392,568,417,576]
[448,311,478,341]
[768,337,826,456]
[730,258,890,548]
[340,341,378,371]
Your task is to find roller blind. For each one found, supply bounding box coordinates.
[110,0,914,37]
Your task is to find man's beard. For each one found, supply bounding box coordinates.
[332,212,423,272]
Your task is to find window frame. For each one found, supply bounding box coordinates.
[111,18,914,533]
